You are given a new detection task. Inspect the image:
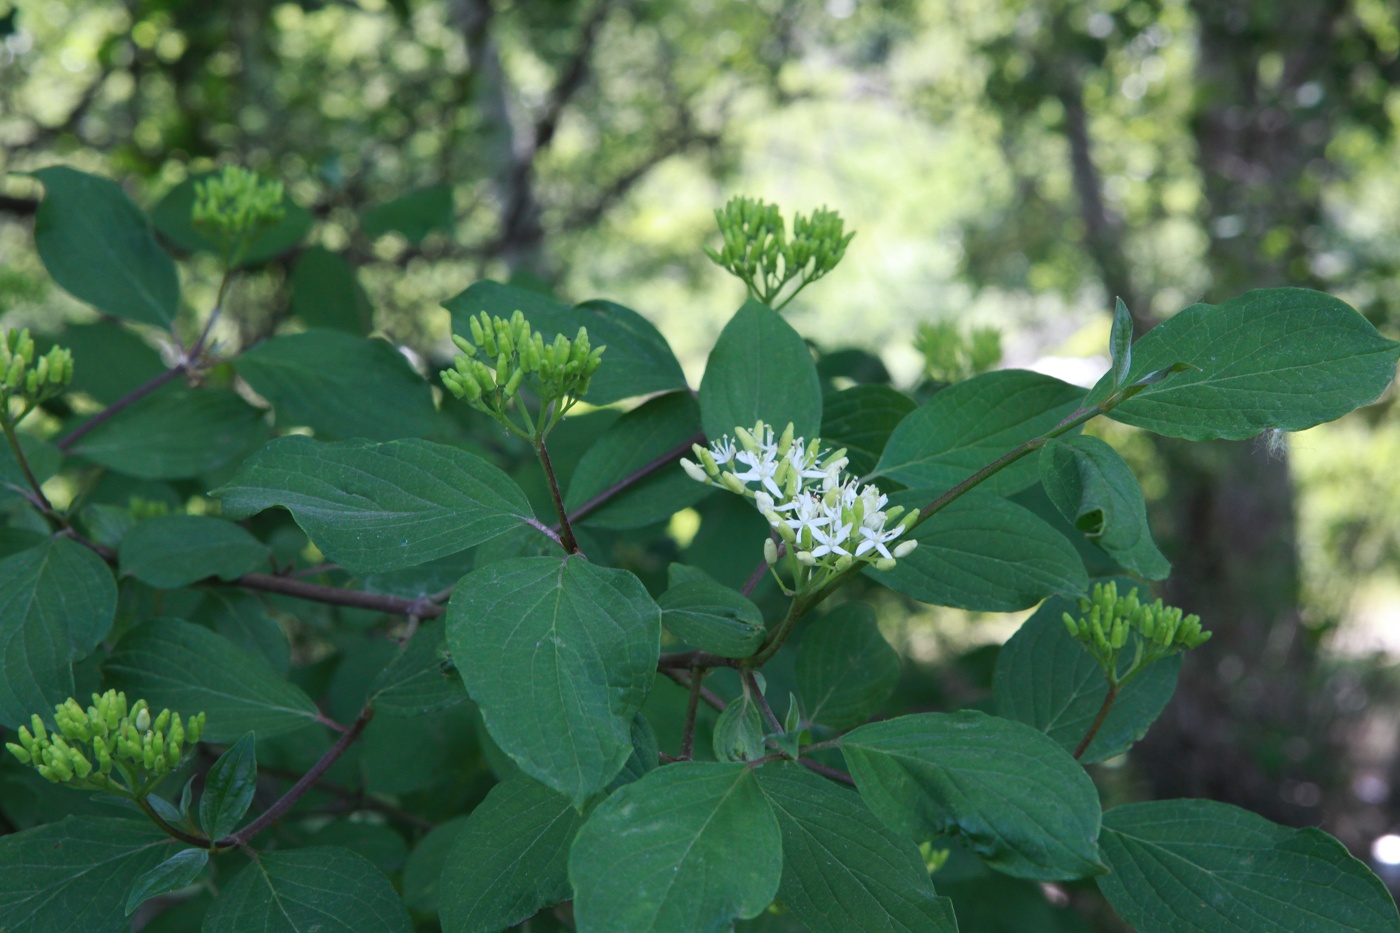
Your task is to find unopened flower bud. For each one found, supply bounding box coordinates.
[764,538,779,565]
[680,458,709,483]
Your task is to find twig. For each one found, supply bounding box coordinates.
[659,668,725,713]
[745,670,783,734]
[136,796,211,848]
[234,572,446,618]
[1073,683,1120,760]
[799,757,855,787]
[679,668,706,760]
[564,432,705,525]
[57,366,185,451]
[1,419,54,513]
[536,438,579,554]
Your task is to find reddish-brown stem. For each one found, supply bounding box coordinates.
[136,795,211,848]
[535,438,579,554]
[799,757,855,786]
[680,669,706,760]
[564,432,706,525]
[2,419,54,513]
[57,365,186,452]
[1073,682,1120,760]
[745,670,783,734]
[659,668,726,712]
[235,572,446,618]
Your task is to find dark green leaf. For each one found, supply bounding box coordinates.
[819,385,917,478]
[872,491,1088,611]
[564,391,709,529]
[444,281,687,405]
[874,370,1086,494]
[125,847,208,915]
[289,246,374,335]
[569,762,782,933]
[104,618,320,741]
[68,385,266,480]
[150,173,313,267]
[712,691,767,762]
[0,538,117,728]
[361,184,454,243]
[700,300,823,442]
[1087,288,1400,440]
[235,330,437,440]
[368,623,466,715]
[200,733,257,840]
[797,604,900,729]
[30,166,180,327]
[755,763,958,933]
[1110,297,1134,388]
[842,710,1104,880]
[49,321,165,403]
[0,816,173,933]
[190,589,289,674]
[213,436,535,574]
[202,846,411,933]
[0,431,60,504]
[658,577,766,659]
[1040,436,1170,579]
[448,556,660,804]
[1098,799,1400,932]
[994,594,1179,763]
[402,816,469,914]
[438,776,582,932]
[119,514,270,589]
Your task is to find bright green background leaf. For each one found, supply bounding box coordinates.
[699,300,823,442]
[119,514,270,589]
[842,710,1104,881]
[448,556,660,804]
[797,603,900,729]
[570,762,782,933]
[362,184,454,243]
[214,436,534,574]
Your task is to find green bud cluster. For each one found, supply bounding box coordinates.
[703,196,855,309]
[5,691,205,794]
[440,310,604,437]
[192,166,286,260]
[914,321,1002,384]
[1,328,74,423]
[1063,582,1211,686]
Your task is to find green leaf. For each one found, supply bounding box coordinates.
[213,436,535,574]
[0,431,61,504]
[361,184,454,243]
[402,816,468,914]
[0,538,117,728]
[1110,297,1134,388]
[367,623,466,715]
[796,604,900,729]
[712,691,767,762]
[1040,436,1170,580]
[125,847,208,915]
[49,321,166,403]
[190,589,289,674]
[104,618,320,741]
[200,733,257,840]
[1087,288,1400,440]
[68,385,267,480]
[658,577,766,659]
[0,816,174,933]
[438,776,582,932]
[1098,799,1400,932]
[150,173,314,267]
[819,385,917,478]
[235,330,438,441]
[448,556,660,804]
[30,166,180,328]
[872,491,1088,611]
[700,300,823,442]
[570,762,782,933]
[755,763,958,933]
[202,846,411,933]
[994,593,1180,763]
[444,281,688,405]
[289,246,374,335]
[564,391,710,529]
[119,514,270,589]
[842,710,1104,880]
[874,370,1086,494]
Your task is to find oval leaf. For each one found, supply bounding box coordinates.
[0,538,117,728]
[235,330,438,441]
[994,593,1180,763]
[125,847,208,915]
[700,300,823,442]
[447,556,660,805]
[444,280,687,405]
[874,370,1086,494]
[289,246,374,334]
[202,846,411,933]
[200,733,257,840]
[797,604,900,730]
[213,436,535,574]
[119,514,270,589]
[820,384,917,478]
[564,391,710,529]
[569,762,782,933]
[439,776,582,932]
[1098,799,1400,932]
[658,578,766,659]
[755,763,958,933]
[1087,288,1400,440]
[368,624,467,715]
[30,166,180,328]
[872,491,1088,611]
[712,692,768,762]
[104,618,320,741]
[842,710,1104,881]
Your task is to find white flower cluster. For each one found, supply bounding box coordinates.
[680,421,918,581]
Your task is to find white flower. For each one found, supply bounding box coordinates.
[711,437,738,466]
[810,517,853,559]
[855,522,904,560]
[733,447,784,497]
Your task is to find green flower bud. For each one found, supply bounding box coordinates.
[30,715,47,744]
[6,742,31,764]
[135,708,151,733]
[764,538,779,565]
[189,713,205,745]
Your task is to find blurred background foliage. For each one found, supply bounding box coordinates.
[3,0,1400,920]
